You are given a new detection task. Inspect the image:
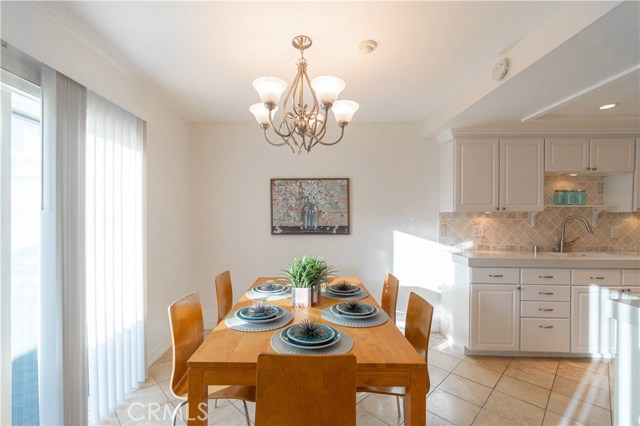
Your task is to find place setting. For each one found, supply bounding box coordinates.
[321,300,389,328]
[246,280,292,301]
[270,319,353,355]
[224,301,293,332]
[320,280,369,300]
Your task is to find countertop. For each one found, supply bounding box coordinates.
[451,250,640,269]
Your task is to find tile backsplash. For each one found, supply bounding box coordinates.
[439,176,640,253]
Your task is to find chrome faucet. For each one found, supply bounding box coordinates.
[559,215,593,253]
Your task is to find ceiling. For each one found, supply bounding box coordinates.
[37,1,639,135]
[446,1,640,133]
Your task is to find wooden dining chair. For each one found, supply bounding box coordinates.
[215,270,234,325]
[255,353,357,426]
[381,273,400,324]
[168,292,254,426]
[358,291,433,418]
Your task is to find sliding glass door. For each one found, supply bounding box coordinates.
[1,70,42,426]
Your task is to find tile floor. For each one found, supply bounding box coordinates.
[97,332,614,426]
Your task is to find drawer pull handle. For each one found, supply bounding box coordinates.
[538,308,554,311]
[538,291,555,295]
[539,275,555,279]
[538,325,554,329]
[489,274,504,278]
[590,276,605,280]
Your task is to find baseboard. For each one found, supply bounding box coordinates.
[146,340,172,368]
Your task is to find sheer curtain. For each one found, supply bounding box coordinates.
[85,92,145,424]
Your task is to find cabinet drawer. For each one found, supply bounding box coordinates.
[521,269,570,285]
[572,269,621,286]
[622,270,640,287]
[521,318,570,352]
[521,301,570,318]
[471,268,519,284]
[521,285,570,301]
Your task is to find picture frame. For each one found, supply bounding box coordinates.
[270,178,350,235]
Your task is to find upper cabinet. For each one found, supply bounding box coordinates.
[451,138,543,212]
[441,133,639,213]
[500,139,545,212]
[545,138,635,173]
[454,139,499,212]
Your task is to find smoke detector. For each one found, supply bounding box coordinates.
[492,57,511,81]
[359,40,378,54]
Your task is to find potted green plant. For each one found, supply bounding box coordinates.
[282,256,335,307]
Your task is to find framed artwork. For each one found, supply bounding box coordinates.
[270,178,350,235]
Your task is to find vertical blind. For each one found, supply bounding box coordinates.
[40,66,88,426]
[85,92,145,424]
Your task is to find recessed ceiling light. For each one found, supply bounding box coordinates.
[598,103,617,110]
[568,173,578,177]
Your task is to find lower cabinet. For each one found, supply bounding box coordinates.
[571,286,615,354]
[521,318,570,352]
[520,273,570,352]
[470,284,520,351]
[459,267,639,355]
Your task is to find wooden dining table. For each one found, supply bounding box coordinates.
[187,277,428,425]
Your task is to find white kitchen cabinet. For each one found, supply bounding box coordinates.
[520,268,570,352]
[470,284,520,351]
[590,139,635,172]
[443,257,639,356]
[545,139,589,172]
[634,138,640,212]
[521,318,570,352]
[571,269,633,354]
[453,138,543,212]
[571,286,616,354]
[500,139,545,212]
[622,269,640,287]
[572,269,621,286]
[454,139,499,211]
[521,285,570,302]
[545,138,635,173]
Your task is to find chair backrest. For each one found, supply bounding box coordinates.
[255,353,357,426]
[381,273,399,323]
[405,292,434,365]
[215,270,233,325]
[168,292,204,399]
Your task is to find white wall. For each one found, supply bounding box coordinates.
[1,2,192,364]
[188,122,441,328]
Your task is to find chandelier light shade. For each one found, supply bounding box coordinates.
[310,76,345,105]
[249,103,277,126]
[250,35,359,154]
[252,77,287,105]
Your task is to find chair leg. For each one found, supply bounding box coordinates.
[172,400,188,426]
[214,399,218,409]
[395,395,401,418]
[241,400,251,426]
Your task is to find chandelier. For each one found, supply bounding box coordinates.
[250,35,359,154]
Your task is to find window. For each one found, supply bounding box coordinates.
[2,70,42,426]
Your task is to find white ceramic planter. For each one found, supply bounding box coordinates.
[292,287,312,307]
